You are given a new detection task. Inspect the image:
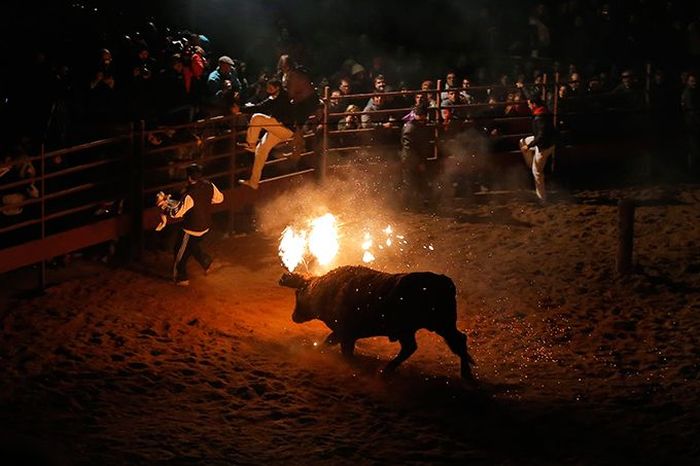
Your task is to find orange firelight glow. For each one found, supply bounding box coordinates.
[279,214,407,272]
[308,213,339,266]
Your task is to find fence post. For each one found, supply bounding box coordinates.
[130,121,145,261]
[434,80,442,160]
[227,128,238,234]
[551,72,559,174]
[318,85,329,185]
[39,143,46,290]
[542,73,548,101]
[644,62,652,109]
[435,79,442,112]
[552,72,559,128]
[617,199,635,275]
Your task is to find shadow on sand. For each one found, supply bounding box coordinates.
[324,348,678,465]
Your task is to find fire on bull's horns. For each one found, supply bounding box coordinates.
[278,212,411,273]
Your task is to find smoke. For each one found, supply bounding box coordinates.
[257,164,400,233]
[436,128,492,196]
[256,156,418,273]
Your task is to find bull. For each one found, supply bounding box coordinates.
[279,265,475,380]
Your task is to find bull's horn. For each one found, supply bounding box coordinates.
[278,272,309,288]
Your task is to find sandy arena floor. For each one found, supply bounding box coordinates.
[1,184,699,465]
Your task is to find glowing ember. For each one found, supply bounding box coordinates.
[361,232,373,250]
[362,251,375,263]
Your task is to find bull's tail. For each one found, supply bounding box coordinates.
[465,349,476,366]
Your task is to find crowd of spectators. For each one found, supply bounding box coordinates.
[1,0,700,226]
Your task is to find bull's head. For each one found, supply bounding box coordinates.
[279,272,317,323]
[278,272,309,289]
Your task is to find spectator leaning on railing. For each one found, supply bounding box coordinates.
[1,150,39,218]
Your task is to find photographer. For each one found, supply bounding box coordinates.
[206,56,241,116]
[87,67,118,138]
[128,46,156,122]
[132,46,155,81]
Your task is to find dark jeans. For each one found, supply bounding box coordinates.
[173,229,212,281]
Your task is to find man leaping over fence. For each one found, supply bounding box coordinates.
[237,65,320,190]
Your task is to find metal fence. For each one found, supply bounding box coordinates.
[0,75,651,285]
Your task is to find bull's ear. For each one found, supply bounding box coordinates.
[279,272,309,289]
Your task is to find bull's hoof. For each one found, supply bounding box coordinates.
[461,369,478,386]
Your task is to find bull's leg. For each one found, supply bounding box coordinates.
[340,339,356,358]
[383,333,417,375]
[438,328,475,381]
[324,332,340,346]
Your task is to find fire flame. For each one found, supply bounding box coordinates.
[279,215,407,272]
[362,231,374,263]
[279,226,307,272]
[308,213,339,266]
[279,213,339,272]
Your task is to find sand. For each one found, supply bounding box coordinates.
[1,184,699,465]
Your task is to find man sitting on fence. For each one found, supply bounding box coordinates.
[237,78,294,189]
[519,96,557,203]
[237,65,319,190]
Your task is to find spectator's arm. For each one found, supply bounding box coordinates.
[231,71,242,93]
[211,184,224,204]
[207,73,222,96]
[191,54,205,79]
[360,112,372,129]
[244,97,272,114]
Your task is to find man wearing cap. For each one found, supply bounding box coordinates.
[158,163,224,286]
[207,55,241,115]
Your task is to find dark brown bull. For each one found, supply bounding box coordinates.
[279,265,475,380]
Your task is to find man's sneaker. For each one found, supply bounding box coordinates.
[175,279,190,287]
[238,179,259,190]
[236,142,256,153]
